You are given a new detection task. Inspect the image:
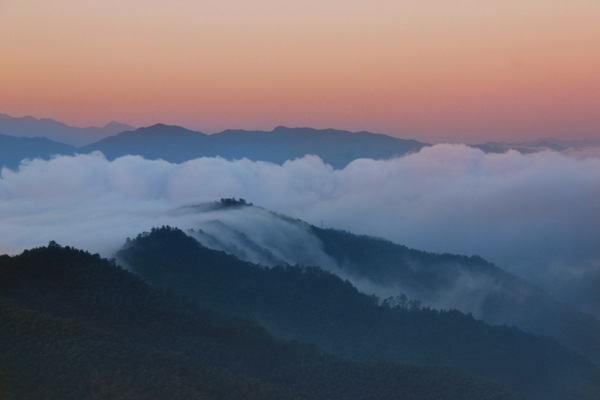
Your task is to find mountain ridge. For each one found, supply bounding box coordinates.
[0,113,135,147]
[116,224,600,400]
[136,200,600,367]
[0,242,521,400]
[2,112,599,170]
[0,134,76,169]
[80,124,428,169]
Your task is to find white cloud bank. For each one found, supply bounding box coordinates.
[1,146,599,301]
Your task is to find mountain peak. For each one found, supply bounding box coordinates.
[129,123,206,137]
[272,126,318,133]
[146,123,168,129]
[103,121,134,130]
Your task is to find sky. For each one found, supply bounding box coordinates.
[1,0,599,143]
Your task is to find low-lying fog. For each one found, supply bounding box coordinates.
[1,145,599,314]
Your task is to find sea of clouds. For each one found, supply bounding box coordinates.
[1,145,599,312]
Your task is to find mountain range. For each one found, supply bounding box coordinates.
[0,113,134,147]
[80,124,428,169]
[0,120,428,170]
[2,113,599,171]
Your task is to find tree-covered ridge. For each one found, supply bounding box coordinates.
[312,227,600,364]
[118,226,600,400]
[170,200,600,367]
[0,296,292,400]
[0,243,518,400]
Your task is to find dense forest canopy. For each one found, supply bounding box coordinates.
[117,226,600,400]
[0,243,520,400]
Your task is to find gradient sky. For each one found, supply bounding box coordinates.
[1,0,599,143]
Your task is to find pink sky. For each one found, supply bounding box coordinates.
[0,0,599,143]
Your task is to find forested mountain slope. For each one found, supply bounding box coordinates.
[0,296,294,400]
[118,226,600,400]
[0,244,517,400]
[161,200,600,367]
[311,227,600,365]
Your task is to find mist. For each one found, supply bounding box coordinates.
[1,146,599,312]
[180,205,341,273]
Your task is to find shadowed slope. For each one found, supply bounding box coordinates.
[0,243,518,400]
[117,226,600,400]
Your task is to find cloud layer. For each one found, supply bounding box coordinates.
[1,146,599,308]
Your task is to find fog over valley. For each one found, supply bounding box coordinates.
[1,145,599,317]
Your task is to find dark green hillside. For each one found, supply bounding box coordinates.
[0,243,518,400]
[118,227,600,400]
[0,297,292,400]
[312,228,600,364]
[171,200,600,366]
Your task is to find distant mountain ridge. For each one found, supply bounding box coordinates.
[0,134,76,169]
[80,124,429,169]
[1,112,599,170]
[0,114,430,169]
[473,137,600,154]
[0,113,135,146]
[79,124,209,163]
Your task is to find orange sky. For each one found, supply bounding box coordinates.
[0,0,599,143]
